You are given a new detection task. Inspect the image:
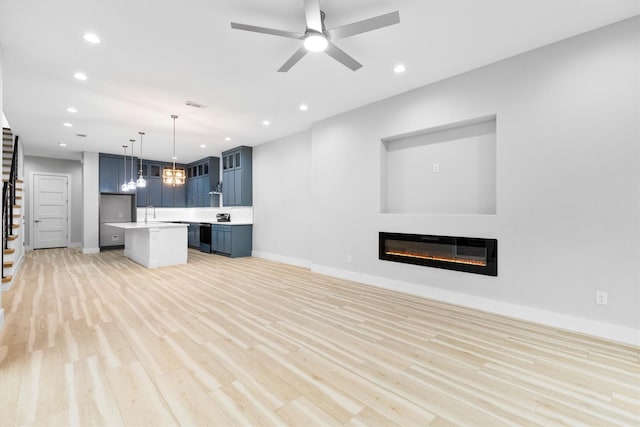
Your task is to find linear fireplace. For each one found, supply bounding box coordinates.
[379,232,497,276]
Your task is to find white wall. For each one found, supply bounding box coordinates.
[383,117,497,215]
[82,152,99,253]
[23,156,83,247]
[253,129,312,267]
[254,17,640,344]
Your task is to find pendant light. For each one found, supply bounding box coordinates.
[127,138,136,190]
[136,131,147,188]
[162,114,186,186]
[120,145,129,192]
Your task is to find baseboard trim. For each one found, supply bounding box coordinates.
[2,248,24,291]
[310,264,640,347]
[252,251,312,269]
[82,247,100,254]
[70,242,82,248]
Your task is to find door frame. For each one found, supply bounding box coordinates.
[29,171,72,250]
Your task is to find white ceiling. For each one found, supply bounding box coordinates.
[1,0,638,163]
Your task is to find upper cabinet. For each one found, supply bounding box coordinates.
[222,146,252,206]
[100,153,225,207]
[136,160,162,207]
[99,153,138,193]
[186,156,220,207]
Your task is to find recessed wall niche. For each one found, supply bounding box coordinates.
[381,115,496,215]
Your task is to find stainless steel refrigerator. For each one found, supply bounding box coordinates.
[99,193,136,249]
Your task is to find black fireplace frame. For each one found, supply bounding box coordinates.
[379,232,498,276]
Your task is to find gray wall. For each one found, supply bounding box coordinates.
[24,156,83,246]
[253,129,312,265]
[253,18,639,339]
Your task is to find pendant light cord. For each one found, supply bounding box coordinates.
[171,115,178,170]
[138,132,144,175]
[130,139,135,183]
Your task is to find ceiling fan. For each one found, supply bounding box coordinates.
[230,0,400,72]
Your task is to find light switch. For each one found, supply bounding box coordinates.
[433,163,440,173]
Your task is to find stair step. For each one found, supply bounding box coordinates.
[12,224,20,229]
[7,235,18,241]
[2,276,12,284]
[13,205,22,209]
[3,248,15,255]
[3,261,13,268]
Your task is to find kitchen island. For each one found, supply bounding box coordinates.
[105,222,188,268]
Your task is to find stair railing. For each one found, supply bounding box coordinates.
[2,134,18,281]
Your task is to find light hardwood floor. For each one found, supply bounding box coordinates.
[0,248,638,426]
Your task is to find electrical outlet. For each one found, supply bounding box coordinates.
[432,163,440,173]
[595,291,608,305]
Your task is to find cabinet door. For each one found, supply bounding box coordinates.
[233,170,242,206]
[136,186,148,207]
[211,226,220,252]
[201,176,211,206]
[174,182,186,207]
[186,179,195,207]
[222,229,232,254]
[148,178,162,206]
[195,176,204,206]
[161,183,174,207]
[99,155,122,193]
[222,170,235,206]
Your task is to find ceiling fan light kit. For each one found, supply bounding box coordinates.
[230,0,399,72]
[303,32,328,52]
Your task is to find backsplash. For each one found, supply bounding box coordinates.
[135,206,253,224]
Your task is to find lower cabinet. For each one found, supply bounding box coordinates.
[187,223,200,248]
[211,224,252,258]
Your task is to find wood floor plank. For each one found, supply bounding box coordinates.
[0,247,638,426]
[155,368,234,426]
[105,360,178,426]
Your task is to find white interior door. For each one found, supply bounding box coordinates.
[33,173,69,249]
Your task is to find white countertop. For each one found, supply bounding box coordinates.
[105,222,188,229]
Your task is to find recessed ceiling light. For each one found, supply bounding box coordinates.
[225,137,231,141]
[58,143,67,147]
[67,107,77,113]
[200,144,206,148]
[299,104,308,111]
[262,120,270,126]
[73,72,88,80]
[394,64,406,74]
[83,33,100,44]
[63,122,73,127]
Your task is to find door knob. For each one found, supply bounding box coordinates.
[34,219,41,223]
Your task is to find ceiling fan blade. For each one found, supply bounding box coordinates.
[303,0,323,32]
[231,22,304,39]
[325,43,362,71]
[278,46,308,72]
[328,11,400,40]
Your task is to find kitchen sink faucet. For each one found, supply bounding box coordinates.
[144,205,156,223]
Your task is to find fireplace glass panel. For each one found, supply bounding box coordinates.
[379,233,497,276]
